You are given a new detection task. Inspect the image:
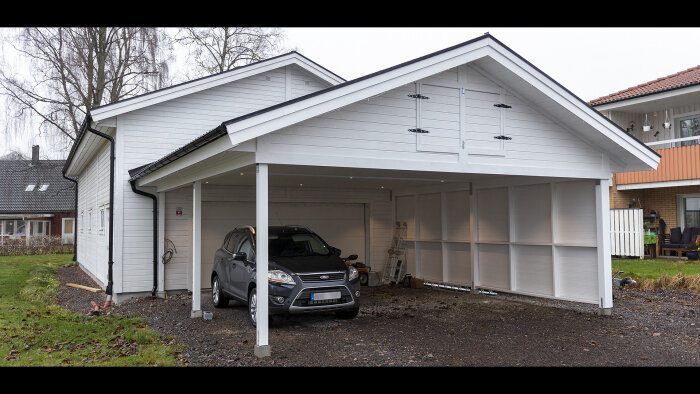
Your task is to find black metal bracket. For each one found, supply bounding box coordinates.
[493,135,512,140]
[408,94,430,100]
[408,128,430,134]
[493,103,512,108]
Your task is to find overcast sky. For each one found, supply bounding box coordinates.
[4,27,700,159]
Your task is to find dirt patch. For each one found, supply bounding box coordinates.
[57,265,700,366]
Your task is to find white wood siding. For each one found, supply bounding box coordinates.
[76,141,111,287]
[261,64,604,174]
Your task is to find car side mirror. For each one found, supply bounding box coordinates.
[233,252,247,261]
[331,247,341,256]
[347,254,358,261]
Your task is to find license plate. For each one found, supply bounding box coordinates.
[310,291,341,301]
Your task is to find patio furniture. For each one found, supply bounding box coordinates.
[660,224,700,257]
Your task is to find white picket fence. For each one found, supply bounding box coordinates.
[610,208,644,258]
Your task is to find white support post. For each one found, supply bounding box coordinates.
[191,180,202,318]
[255,163,270,358]
[470,184,479,292]
[596,178,613,315]
[158,192,166,296]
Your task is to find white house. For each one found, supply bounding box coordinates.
[63,33,660,357]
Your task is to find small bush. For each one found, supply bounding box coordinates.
[0,236,73,256]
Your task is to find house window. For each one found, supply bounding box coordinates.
[679,115,700,147]
[25,184,35,192]
[5,220,15,235]
[680,196,700,229]
[38,184,49,192]
[16,220,26,236]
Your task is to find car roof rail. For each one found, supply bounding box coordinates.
[233,225,255,234]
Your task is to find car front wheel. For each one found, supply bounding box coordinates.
[248,287,257,327]
[212,275,229,308]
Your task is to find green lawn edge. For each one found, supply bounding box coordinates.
[0,255,185,366]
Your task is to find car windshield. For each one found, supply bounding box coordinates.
[268,232,331,257]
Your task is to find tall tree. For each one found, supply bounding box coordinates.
[0,27,173,153]
[175,27,284,77]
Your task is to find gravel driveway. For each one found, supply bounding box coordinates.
[58,264,700,366]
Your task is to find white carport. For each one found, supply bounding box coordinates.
[128,34,659,357]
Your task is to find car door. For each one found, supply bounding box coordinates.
[232,235,255,300]
[222,231,243,295]
[214,231,233,288]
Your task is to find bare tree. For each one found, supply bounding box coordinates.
[175,27,284,77]
[0,27,173,153]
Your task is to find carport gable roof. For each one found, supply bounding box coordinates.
[221,33,659,168]
[129,33,661,182]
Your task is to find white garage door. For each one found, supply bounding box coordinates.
[200,201,366,288]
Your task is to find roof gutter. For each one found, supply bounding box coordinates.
[60,173,78,263]
[84,117,115,306]
[129,180,158,297]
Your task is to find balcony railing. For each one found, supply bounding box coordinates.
[616,142,700,186]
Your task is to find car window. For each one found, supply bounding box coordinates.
[225,231,243,253]
[238,237,254,261]
[268,233,331,257]
[222,231,233,250]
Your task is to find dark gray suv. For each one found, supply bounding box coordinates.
[211,225,361,326]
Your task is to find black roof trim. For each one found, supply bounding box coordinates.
[590,81,700,108]
[128,124,228,181]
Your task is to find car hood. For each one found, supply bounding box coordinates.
[269,255,347,274]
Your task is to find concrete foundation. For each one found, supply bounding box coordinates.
[254,344,271,358]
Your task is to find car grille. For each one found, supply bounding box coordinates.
[297,272,345,283]
[292,286,352,308]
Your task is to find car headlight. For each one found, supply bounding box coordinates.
[348,266,358,281]
[268,270,296,285]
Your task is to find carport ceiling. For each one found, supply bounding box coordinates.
[201,164,496,190]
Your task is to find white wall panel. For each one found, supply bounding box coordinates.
[513,245,553,295]
[477,243,510,290]
[512,183,551,243]
[418,242,442,282]
[418,193,441,240]
[555,181,597,245]
[556,246,598,302]
[443,190,470,241]
[444,243,471,285]
[477,187,508,242]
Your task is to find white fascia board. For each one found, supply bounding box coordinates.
[481,40,660,171]
[592,84,700,112]
[135,136,234,186]
[616,178,700,190]
[225,42,492,145]
[90,53,341,122]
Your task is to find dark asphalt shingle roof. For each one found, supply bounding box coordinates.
[0,160,75,213]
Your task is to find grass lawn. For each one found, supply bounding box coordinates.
[612,258,700,280]
[0,254,184,366]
